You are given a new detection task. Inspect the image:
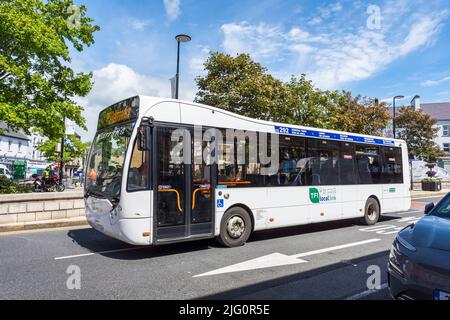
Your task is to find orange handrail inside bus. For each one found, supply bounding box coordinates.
[192,187,211,210]
[158,188,183,214]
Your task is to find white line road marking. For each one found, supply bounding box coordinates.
[290,238,382,259]
[345,283,389,300]
[55,252,95,260]
[397,216,421,223]
[54,247,146,261]
[359,216,422,235]
[194,238,381,278]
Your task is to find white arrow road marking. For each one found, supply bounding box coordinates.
[193,238,381,278]
[193,253,308,278]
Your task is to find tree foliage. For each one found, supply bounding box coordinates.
[37,134,89,164]
[0,0,99,139]
[395,107,444,162]
[195,52,291,122]
[195,52,389,136]
[330,91,390,135]
[284,75,337,129]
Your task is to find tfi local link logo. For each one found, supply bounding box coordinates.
[309,187,337,204]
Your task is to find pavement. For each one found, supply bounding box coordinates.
[0,195,441,300]
[410,188,449,199]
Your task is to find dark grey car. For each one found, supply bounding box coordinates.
[388,195,450,300]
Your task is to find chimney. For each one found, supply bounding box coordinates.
[410,95,421,111]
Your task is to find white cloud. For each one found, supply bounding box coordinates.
[221,22,283,60]
[287,27,310,41]
[318,2,343,19]
[307,17,322,26]
[131,19,151,30]
[421,75,450,87]
[77,63,172,140]
[163,0,181,21]
[219,4,448,90]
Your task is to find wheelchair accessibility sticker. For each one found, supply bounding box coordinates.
[217,199,224,208]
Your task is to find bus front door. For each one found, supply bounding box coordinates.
[154,126,214,243]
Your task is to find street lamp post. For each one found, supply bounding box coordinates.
[175,34,191,100]
[59,116,66,184]
[393,95,405,139]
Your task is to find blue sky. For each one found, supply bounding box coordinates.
[72,0,450,140]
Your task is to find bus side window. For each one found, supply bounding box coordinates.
[339,142,356,185]
[127,138,150,192]
[355,145,381,184]
[382,147,403,184]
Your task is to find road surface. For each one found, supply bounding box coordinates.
[0,196,441,300]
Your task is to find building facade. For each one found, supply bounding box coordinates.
[0,122,48,178]
[387,98,450,171]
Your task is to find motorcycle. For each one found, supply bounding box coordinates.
[33,174,65,192]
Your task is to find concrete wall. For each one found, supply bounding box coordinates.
[0,191,85,226]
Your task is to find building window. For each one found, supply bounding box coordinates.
[443,126,450,137]
[444,143,450,154]
[18,142,22,153]
[8,141,12,151]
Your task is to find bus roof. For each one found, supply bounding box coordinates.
[133,95,406,147]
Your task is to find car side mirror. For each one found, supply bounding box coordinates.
[137,126,151,151]
[424,202,435,215]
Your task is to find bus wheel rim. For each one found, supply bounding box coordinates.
[227,216,245,239]
[368,204,377,220]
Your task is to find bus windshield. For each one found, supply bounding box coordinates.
[85,122,135,201]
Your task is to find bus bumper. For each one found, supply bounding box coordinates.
[85,198,151,246]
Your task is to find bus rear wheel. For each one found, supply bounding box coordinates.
[361,198,380,226]
[217,207,252,248]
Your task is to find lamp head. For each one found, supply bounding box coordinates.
[175,34,192,43]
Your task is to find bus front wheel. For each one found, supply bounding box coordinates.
[217,207,252,248]
[361,198,380,226]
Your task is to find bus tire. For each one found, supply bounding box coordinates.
[217,207,252,248]
[361,198,380,226]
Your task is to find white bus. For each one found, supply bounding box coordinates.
[84,96,411,247]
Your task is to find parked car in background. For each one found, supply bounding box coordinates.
[388,194,450,300]
[0,165,13,180]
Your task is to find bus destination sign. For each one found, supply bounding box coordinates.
[98,97,140,130]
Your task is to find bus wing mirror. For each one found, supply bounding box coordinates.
[137,126,151,151]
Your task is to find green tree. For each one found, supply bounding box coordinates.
[395,107,444,162]
[195,52,292,122]
[195,52,390,135]
[330,91,390,135]
[0,0,99,139]
[284,75,337,129]
[37,134,89,163]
